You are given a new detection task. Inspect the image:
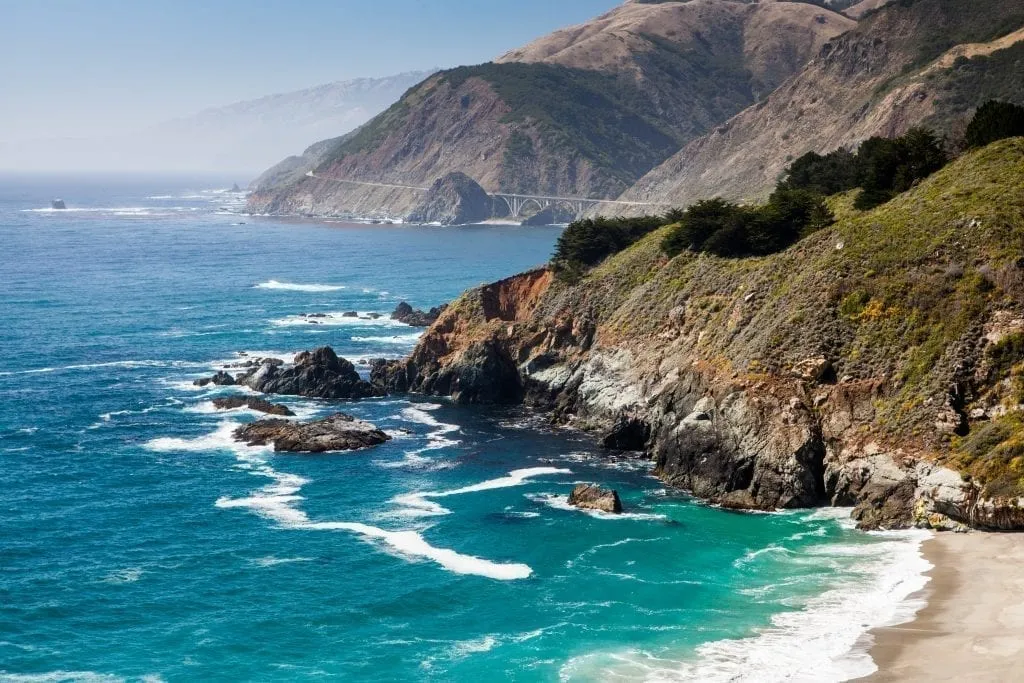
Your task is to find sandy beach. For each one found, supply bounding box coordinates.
[862,532,1024,681]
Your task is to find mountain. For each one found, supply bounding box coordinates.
[618,0,1024,210]
[372,138,1024,530]
[0,71,434,174]
[248,0,853,219]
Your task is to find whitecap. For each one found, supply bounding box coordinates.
[190,421,533,581]
[351,333,423,344]
[393,468,573,518]
[101,568,143,584]
[254,280,347,292]
[269,312,409,329]
[0,671,125,682]
[304,522,532,580]
[0,359,205,377]
[250,556,316,568]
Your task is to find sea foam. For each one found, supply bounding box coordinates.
[151,421,534,581]
[561,528,933,682]
[254,280,347,292]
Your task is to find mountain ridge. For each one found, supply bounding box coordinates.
[616,0,1024,210]
[247,0,852,219]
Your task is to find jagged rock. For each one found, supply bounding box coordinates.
[233,413,390,453]
[391,301,448,327]
[193,371,236,387]
[211,396,294,416]
[407,172,491,225]
[601,415,650,451]
[342,311,359,317]
[568,484,623,513]
[238,346,384,399]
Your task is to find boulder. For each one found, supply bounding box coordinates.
[792,357,833,383]
[407,172,491,225]
[238,346,384,399]
[211,396,294,416]
[391,301,448,327]
[193,370,236,387]
[568,484,623,513]
[233,413,391,453]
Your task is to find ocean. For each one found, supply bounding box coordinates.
[0,174,930,682]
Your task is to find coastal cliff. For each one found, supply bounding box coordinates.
[375,139,1024,530]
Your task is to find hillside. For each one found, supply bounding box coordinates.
[0,71,432,174]
[374,139,1024,530]
[247,0,852,219]
[619,0,1024,210]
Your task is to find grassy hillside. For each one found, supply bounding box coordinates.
[555,138,1024,496]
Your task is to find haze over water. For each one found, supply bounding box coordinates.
[0,177,929,681]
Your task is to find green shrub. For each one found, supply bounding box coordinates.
[988,332,1024,379]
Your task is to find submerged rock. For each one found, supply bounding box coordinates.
[233,413,391,453]
[407,172,491,225]
[211,396,294,416]
[238,346,384,400]
[568,484,623,513]
[391,301,448,327]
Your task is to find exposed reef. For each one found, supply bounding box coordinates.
[233,413,391,453]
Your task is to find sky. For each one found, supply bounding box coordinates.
[0,0,620,143]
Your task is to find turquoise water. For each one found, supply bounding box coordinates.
[0,176,930,682]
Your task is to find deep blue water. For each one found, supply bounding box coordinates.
[0,176,929,682]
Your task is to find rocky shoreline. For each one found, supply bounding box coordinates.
[366,255,1024,531]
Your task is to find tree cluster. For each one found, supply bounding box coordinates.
[552,215,665,282]
[783,127,948,210]
[965,100,1024,149]
[660,189,834,258]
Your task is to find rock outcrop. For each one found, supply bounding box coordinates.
[211,396,294,416]
[238,347,383,400]
[391,301,448,327]
[407,173,491,225]
[194,371,236,387]
[568,484,623,514]
[233,413,391,453]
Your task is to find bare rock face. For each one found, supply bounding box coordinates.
[568,484,623,513]
[238,347,383,400]
[407,172,491,226]
[233,413,391,453]
[211,396,294,416]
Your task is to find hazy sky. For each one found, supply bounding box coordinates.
[0,0,620,142]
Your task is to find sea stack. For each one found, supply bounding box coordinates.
[567,484,623,514]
